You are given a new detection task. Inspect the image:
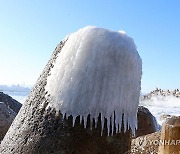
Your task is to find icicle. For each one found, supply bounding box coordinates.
[115,113,119,134]
[95,116,98,128]
[66,113,70,120]
[107,117,111,136]
[131,115,137,137]
[115,123,118,134]
[134,116,138,131]
[101,115,104,136]
[130,118,136,137]
[127,118,130,130]
[132,126,136,137]
[84,116,87,129]
[118,114,122,133]
[123,114,127,133]
[72,116,76,127]
[90,116,93,130]
[63,113,66,119]
[111,113,114,136]
[80,115,82,124]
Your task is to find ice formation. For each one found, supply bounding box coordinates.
[45,26,142,135]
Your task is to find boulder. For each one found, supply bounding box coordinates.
[0,102,16,141]
[0,27,142,154]
[159,114,174,121]
[131,131,161,154]
[135,106,158,137]
[0,92,22,113]
[158,116,180,154]
[0,92,21,142]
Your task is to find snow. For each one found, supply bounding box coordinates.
[45,26,142,135]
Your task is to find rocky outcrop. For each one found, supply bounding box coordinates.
[131,131,161,154]
[0,92,21,142]
[158,116,180,154]
[141,88,180,101]
[0,39,132,154]
[0,27,142,154]
[0,102,16,141]
[0,92,22,113]
[135,106,158,137]
[159,114,174,121]
[131,116,180,154]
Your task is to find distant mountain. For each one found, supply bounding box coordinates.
[0,85,31,96]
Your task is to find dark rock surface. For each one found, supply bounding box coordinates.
[0,92,22,113]
[0,102,16,141]
[0,40,132,154]
[135,106,158,138]
[0,92,21,142]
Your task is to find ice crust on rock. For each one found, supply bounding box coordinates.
[45,26,142,135]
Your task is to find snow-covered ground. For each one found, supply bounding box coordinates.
[1,85,180,127]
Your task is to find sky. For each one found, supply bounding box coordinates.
[0,1,180,92]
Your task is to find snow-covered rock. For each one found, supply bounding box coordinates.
[45,26,142,135]
[0,26,141,154]
[0,92,22,113]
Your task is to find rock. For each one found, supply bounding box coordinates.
[159,114,174,121]
[158,116,180,154]
[131,131,161,154]
[141,88,180,101]
[0,92,21,142]
[0,27,142,154]
[0,40,132,154]
[135,106,158,137]
[0,92,22,113]
[0,102,16,141]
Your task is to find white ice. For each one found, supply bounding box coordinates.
[45,26,142,135]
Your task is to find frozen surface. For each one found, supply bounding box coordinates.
[45,26,142,135]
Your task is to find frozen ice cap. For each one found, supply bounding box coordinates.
[45,26,142,135]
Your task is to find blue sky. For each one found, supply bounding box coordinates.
[0,1,180,92]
